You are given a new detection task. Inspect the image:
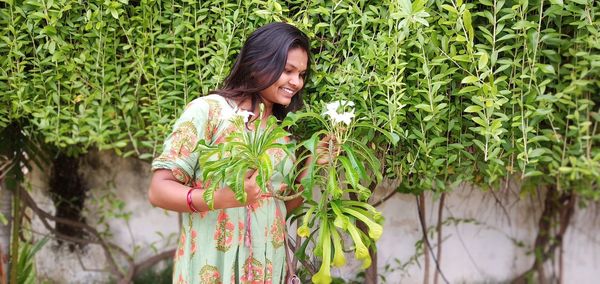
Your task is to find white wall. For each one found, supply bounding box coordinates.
[27,151,599,283]
[337,184,600,283]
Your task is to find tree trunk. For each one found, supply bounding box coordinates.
[0,181,10,284]
[511,185,575,284]
[8,185,19,284]
[364,247,378,284]
[434,193,445,284]
[418,193,430,284]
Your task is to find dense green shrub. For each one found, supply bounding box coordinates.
[2,0,598,193]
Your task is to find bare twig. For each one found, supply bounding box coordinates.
[489,187,512,226]
[444,200,486,277]
[0,157,14,181]
[371,189,397,208]
[74,249,112,273]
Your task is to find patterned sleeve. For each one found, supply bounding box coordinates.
[151,98,211,185]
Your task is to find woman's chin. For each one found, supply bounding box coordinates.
[275,97,293,106]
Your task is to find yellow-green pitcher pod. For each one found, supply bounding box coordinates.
[343,207,383,241]
[312,217,332,284]
[330,201,349,230]
[372,210,384,224]
[297,224,310,238]
[297,205,317,237]
[340,200,381,216]
[346,222,372,269]
[330,225,346,267]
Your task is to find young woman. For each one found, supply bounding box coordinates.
[148,22,326,283]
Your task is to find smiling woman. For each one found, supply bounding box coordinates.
[212,23,312,121]
[147,22,326,284]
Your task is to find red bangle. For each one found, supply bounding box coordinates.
[186,187,200,213]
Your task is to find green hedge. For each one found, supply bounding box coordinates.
[1,0,599,197]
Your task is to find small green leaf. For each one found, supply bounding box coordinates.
[339,156,359,188]
[538,64,556,75]
[463,9,474,42]
[464,106,482,113]
[110,8,119,19]
[461,76,479,84]
[478,52,489,70]
[342,145,368,181]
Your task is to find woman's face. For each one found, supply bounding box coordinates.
[259,48,308,108]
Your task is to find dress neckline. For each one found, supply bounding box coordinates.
[209,94,254,114]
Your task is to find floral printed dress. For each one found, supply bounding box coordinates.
[152,94,294,284]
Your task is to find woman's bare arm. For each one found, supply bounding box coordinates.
[148,169,261,213]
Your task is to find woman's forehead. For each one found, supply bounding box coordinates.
[286,48,308,70]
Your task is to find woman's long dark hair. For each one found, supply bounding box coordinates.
[211,22,311,120]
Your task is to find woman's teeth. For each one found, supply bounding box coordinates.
[281,87,294,95]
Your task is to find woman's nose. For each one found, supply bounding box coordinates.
[289,75,301,87]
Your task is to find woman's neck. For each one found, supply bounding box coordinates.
[236,97,273,119]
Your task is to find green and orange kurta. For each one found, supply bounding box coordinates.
[152,94,293,284]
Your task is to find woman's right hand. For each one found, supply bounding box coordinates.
[316,134,340,165]
[244,169,262,204]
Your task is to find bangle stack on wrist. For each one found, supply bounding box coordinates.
[186,187,200,212]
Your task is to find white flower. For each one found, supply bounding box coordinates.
[325,100,354,113]
[236,110,254,123]
[223,107,254,123]
[323,100,355,125]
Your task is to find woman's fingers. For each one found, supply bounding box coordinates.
[316,134,340,165]
[243,169,261,204]
[245,169,258,180]
[318,134,333,147]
